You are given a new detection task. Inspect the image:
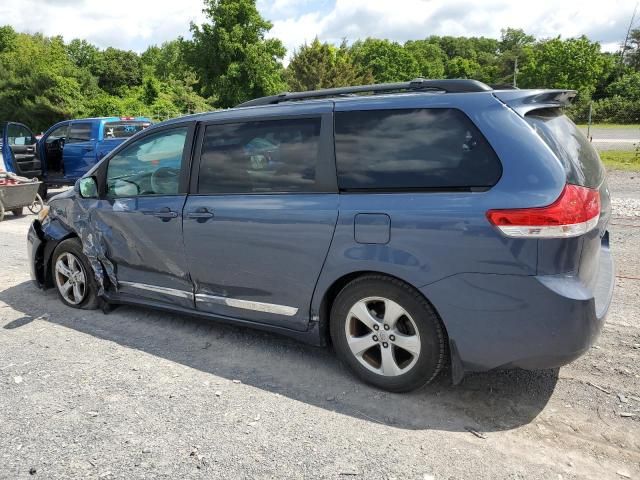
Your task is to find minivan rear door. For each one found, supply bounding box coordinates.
[183,108,338,331]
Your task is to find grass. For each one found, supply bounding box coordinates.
[599,150,640,171]
[577,124,640,130]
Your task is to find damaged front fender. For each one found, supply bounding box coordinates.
[40,194,116,297]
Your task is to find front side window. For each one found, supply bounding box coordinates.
[107,127,188,197]
[67,123,93,144]
[7,124,34,146]
[335,108,501,190]
[198,118,321,194]
[46,124,68,144]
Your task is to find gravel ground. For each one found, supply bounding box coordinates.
[0,171,639,479]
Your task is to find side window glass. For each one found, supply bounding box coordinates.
[46,125,68,144]
[334,108,501,190]
[107,127,188,197]
[7,124,34,146]
[198,118,321,194]
[67,123,93,144]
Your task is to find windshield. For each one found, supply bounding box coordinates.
[525,108,604,188]
[103,121,151,139]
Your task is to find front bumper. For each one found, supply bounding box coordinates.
[421,240,614,374]
[27,220,46,288]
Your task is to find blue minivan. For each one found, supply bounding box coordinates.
[27,79,614,392]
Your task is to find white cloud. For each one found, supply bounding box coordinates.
[270,0,636,57]
[0,0,635,56]
[0,0,207,51]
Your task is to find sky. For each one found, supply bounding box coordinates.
[0,0,637,58]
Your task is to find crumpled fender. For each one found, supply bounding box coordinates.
[43,197,116,296]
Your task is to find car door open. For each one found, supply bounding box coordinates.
[1,122,39,178]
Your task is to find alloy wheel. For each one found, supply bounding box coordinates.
[54,252,87,305]
[344,296,421,376]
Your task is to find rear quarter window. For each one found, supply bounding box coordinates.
[103,121,151,139]
[525,109,604,188]
[334,108,501,190]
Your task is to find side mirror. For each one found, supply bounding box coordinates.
[77,177,98,198]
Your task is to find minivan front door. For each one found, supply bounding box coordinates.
[90,124,195,307]
[183,113,338,331]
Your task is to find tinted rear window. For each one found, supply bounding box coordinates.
[198,118,321,194]
[103,121,151,139]
[525,109,604,188]
[334,108,501,190]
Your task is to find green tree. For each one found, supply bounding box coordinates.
[404,40,446,78]
[350,38,420,83]
[93,47,143,95]
[0,25,17,54]
[605,72,640,101]
[518,36,607,95]
[141,40,190,81]
[497,28,535,86]
[184,0,286,107]
[286,38,372,91]
[446,56,482,79]
[0,32,97,130]
[66,38,100,70]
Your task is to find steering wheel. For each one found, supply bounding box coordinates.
[150,167,179,195]
[49,138,64,152]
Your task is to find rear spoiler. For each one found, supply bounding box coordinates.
[493,89,576,116]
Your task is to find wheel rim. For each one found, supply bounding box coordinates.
[54,253,87,305]
[344,296,421,377]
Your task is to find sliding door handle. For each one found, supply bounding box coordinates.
[186,208,214,220]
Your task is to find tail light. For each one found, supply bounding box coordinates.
[486,184,600,238]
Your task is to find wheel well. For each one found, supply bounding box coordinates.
[317,271,450,352]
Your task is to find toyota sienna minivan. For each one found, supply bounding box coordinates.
[27,79,614,392]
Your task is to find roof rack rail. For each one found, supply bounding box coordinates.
[237,78,493,107]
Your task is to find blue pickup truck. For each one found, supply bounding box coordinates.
[1,117,151,196]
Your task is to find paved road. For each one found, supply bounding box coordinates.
[1,171,639,479]
[580,127,640,151]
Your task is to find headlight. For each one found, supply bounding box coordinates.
[38,205,50,222]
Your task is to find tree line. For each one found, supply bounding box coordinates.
[1,0,639,131]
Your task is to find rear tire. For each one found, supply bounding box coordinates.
[330,275,446,392]
[51,238,99,310]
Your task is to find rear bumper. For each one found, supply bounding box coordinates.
[421,240,614,374]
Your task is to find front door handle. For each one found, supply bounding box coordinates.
[143,207,179,221]
[186,207,214,220]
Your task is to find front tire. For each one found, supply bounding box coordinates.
[51,238,99,310]
[330,275,446,392]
